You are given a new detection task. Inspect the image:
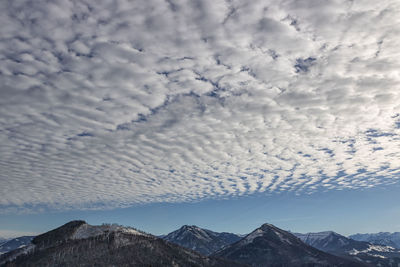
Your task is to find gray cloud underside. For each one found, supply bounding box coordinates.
[1,0,400,212]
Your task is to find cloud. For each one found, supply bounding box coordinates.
[0,0,399,212]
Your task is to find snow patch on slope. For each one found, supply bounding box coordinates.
[242,229,264,244]
[296,231,333,243]
[72,224,148,240]
[275,229,293,245]
[349,232,400,248]
[348,243,396,258]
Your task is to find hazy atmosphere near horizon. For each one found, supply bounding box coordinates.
[0,0,399,239]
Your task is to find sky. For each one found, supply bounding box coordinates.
[1,182,400,238]
[0,0,399,238]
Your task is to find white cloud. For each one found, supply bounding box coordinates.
[0,0,399,212]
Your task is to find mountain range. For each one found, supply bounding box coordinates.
[0,221,242,267]
[212,223,360,267]
[349,232,400,249]
[163,225,400,266]
[2,221,400,266]
[294,231,400,266]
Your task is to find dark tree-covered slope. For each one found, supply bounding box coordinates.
[0,221,245,267]
[163,225,242,255]
[213,223,365,267]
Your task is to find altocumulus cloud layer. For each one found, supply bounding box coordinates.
[1,0,400,212]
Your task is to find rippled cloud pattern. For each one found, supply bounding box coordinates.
[1,0,399,212]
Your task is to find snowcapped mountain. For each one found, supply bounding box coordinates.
[163,225,242,255]
[0,236,34,255]
[3,221,400,267]
[294,231,358,252]
[213,223,360,266]
[294,231,400,266]
[0,221,244,266]
[350,232,400,249]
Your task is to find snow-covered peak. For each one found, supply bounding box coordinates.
[181,225,199,230]
[239,223,296,246]
[180,225,210,234]
[165,225,215,243]
[261,223,275,228]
